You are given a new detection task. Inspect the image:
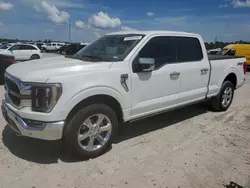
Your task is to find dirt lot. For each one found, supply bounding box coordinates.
[0,73,250,188]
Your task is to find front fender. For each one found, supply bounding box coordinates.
[64,86,128,116]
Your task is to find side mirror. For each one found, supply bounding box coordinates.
[138,58,155,72]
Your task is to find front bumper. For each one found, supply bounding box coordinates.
[1,100,64,140]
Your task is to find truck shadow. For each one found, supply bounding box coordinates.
[2,103,209,164]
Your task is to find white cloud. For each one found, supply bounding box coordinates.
[23,0,70,24]
[89,11,121,29]
[40,1,70,24]
[146,12,154,16]
[0,1,13,10]
[121,26,137,31]
[76,20,85,29]
[232,0,250,7]
[218,4,228,8]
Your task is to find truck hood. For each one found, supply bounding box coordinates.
[6,56,113,82]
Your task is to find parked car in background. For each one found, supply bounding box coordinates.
[0,54,15,84]
[207,48,221,55]
[35,42,46,50]
[42,42,65,52]
[1,31,246,159]
[217,44,250,68]
[0,43,42,61]
[64,43,89,55]
[58,44,69,54]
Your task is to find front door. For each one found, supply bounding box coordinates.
[130,36,182,119]
[9,45,23,61]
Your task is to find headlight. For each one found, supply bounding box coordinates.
[31,84,62,113]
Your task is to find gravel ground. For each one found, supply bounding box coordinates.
[0,73,250,188]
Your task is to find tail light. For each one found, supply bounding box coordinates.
[3,58,16,64]
[243,62,247,75]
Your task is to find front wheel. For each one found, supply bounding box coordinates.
[63,104,118,159]
[211,81,234,111]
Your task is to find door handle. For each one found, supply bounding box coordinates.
[201,68,209,74]
[170,72,180,79]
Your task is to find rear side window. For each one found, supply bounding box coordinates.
[138,36,176,69]
[173,37,203,62]
[24,45,37,50]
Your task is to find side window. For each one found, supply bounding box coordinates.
[226,49,236,56]
[138,37,176,69]
[52,44,56,46]
[9,45,21,51]
[174,37,203,62]
[25,45,37,50]
[19,45,27,50]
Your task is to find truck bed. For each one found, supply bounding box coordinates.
[208,55,244,60]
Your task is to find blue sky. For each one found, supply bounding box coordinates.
[0,0,250,42]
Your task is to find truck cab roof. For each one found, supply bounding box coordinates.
[107,30,201,38]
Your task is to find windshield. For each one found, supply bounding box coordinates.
[0,44,10,49]
[74,34,145,62]
[217,48,228,55]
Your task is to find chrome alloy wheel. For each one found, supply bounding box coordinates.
[77,114,112,152]
[221,87,233,108]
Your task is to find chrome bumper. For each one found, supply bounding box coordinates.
[1,100,64,140]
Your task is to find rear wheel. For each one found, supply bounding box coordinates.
[30,54,40,60]
[211,81,234,111]
[63,104,118,159]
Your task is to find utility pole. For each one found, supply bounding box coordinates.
[214,36,217,48]
[68,19,71,43]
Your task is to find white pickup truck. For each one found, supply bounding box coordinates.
[1,31,247,158]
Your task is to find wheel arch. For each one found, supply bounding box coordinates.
[223,72,237,89]
[63,86,128,126]
[30,54,40,59]
[66,94,124,122]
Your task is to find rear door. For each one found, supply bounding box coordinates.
[173,36,210,104]
[26,45,39,58]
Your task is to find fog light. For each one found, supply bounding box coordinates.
[23,119,46,129]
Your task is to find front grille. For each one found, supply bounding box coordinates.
[5,77,20,94]
[5,77,21,107]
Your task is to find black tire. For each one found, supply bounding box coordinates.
[30,54,40,60]
[0,63,8,85]
[211,81,234,111]
[63,104,118,159]
[0,70,4,85]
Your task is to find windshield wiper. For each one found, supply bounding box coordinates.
[81,55,102,61]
